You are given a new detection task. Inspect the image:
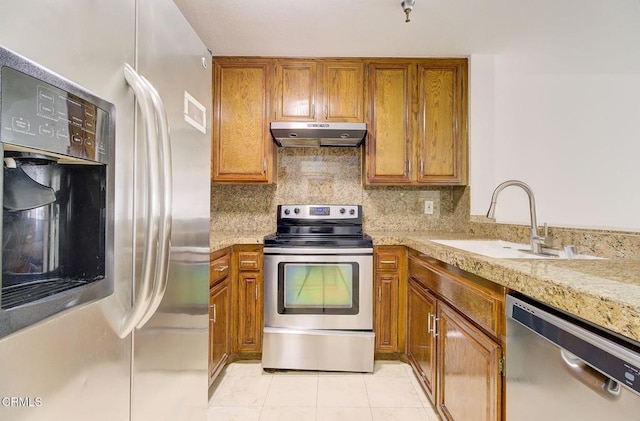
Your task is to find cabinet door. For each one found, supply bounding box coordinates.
[416,60,467,185]
[209,280,229,385]
[237,271,263,352]
[321,61,364,122]
[437,302,502,421]
[374,272,399,352]
[212,58,273,183]
[274,60,317,121]
[365,62,413,184]
[407,280,438,403]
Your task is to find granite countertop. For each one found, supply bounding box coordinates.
[370,231,640,343]
[209,229,640,343]
[210,230,271,253]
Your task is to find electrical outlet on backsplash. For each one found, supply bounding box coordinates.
[362,185,469,232]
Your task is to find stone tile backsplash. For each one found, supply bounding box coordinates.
[468,216,640,260]
[210,147,469,233]
[210,147,640,259]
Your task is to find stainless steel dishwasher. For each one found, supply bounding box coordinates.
[506,294,640,420]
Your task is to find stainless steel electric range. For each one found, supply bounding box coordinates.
[262,205,374,373]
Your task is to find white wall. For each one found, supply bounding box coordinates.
[469,3,640,232]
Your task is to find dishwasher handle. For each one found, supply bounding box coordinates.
[560,349,621,400]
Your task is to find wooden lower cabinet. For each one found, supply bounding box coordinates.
[374,271,399,352]
[373,246,406,354]
[437,302,502,421]
[233,245,263,353]
[407,279,437,402]
[407,250,504,421]
[209,247,231,386]
[236,271,262,351]
[209,279,230,386]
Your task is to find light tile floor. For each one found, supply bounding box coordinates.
[208,360,442,421]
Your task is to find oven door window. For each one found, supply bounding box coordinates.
[277,262,359,315]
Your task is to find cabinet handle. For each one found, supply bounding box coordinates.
[311,101,315,119]
[324,105,328,120]
[210,304,216,323]
[255,285,259,301]
[432,316,439,338]
[427,312,433,334]
[380,260,396,265]
[214,265,228,271]
[240,260,256,266]
[407,160,412,176]
[263,158,267,173]
[378,285,382,302]
[420,159,424,176]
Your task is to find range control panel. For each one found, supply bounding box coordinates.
[279,205,360,220]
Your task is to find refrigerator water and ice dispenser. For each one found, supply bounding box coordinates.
[0,46,115,338]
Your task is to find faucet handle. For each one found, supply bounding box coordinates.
[543,222,548,237]
[564,244,577,259]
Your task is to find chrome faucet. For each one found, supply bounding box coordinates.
[486,180,547,254]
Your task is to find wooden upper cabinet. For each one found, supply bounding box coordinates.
[321,61,364,122]
[274,60,317,121]
[274,59,364,122]
[365,62,413,184]
[365,58,468,186]
[212,58,274,183]
[416,60,468,185]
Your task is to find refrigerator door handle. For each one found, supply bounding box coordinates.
[136,74,173,328]
[118,63,162,338]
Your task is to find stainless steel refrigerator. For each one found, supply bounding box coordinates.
[0,0,211,420]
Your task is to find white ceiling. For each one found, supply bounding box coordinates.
[173,0,640,59]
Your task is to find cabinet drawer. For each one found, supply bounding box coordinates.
[210,253,230,286]
[238,251,261,271]
[376,251,399,272]
[409,254,504,339]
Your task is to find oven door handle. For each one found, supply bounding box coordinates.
[118,63,161,338]
[136,74,173,329]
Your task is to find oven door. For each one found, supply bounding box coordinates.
[264,247,373,330]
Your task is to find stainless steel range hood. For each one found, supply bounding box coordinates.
[270,122,367,147]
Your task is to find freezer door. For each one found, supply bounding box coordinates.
[0,1,135,420]
[131,0,211,420]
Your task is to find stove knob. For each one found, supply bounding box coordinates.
[349,208,356,215]
[339,208,346,214]
[284,208,290,215]
[294,207,300,214]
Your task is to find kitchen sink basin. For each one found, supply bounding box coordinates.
[430,239,602,260]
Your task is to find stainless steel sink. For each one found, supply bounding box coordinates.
[430,239,602,260]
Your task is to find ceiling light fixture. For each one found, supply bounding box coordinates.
[401,0,415,23]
